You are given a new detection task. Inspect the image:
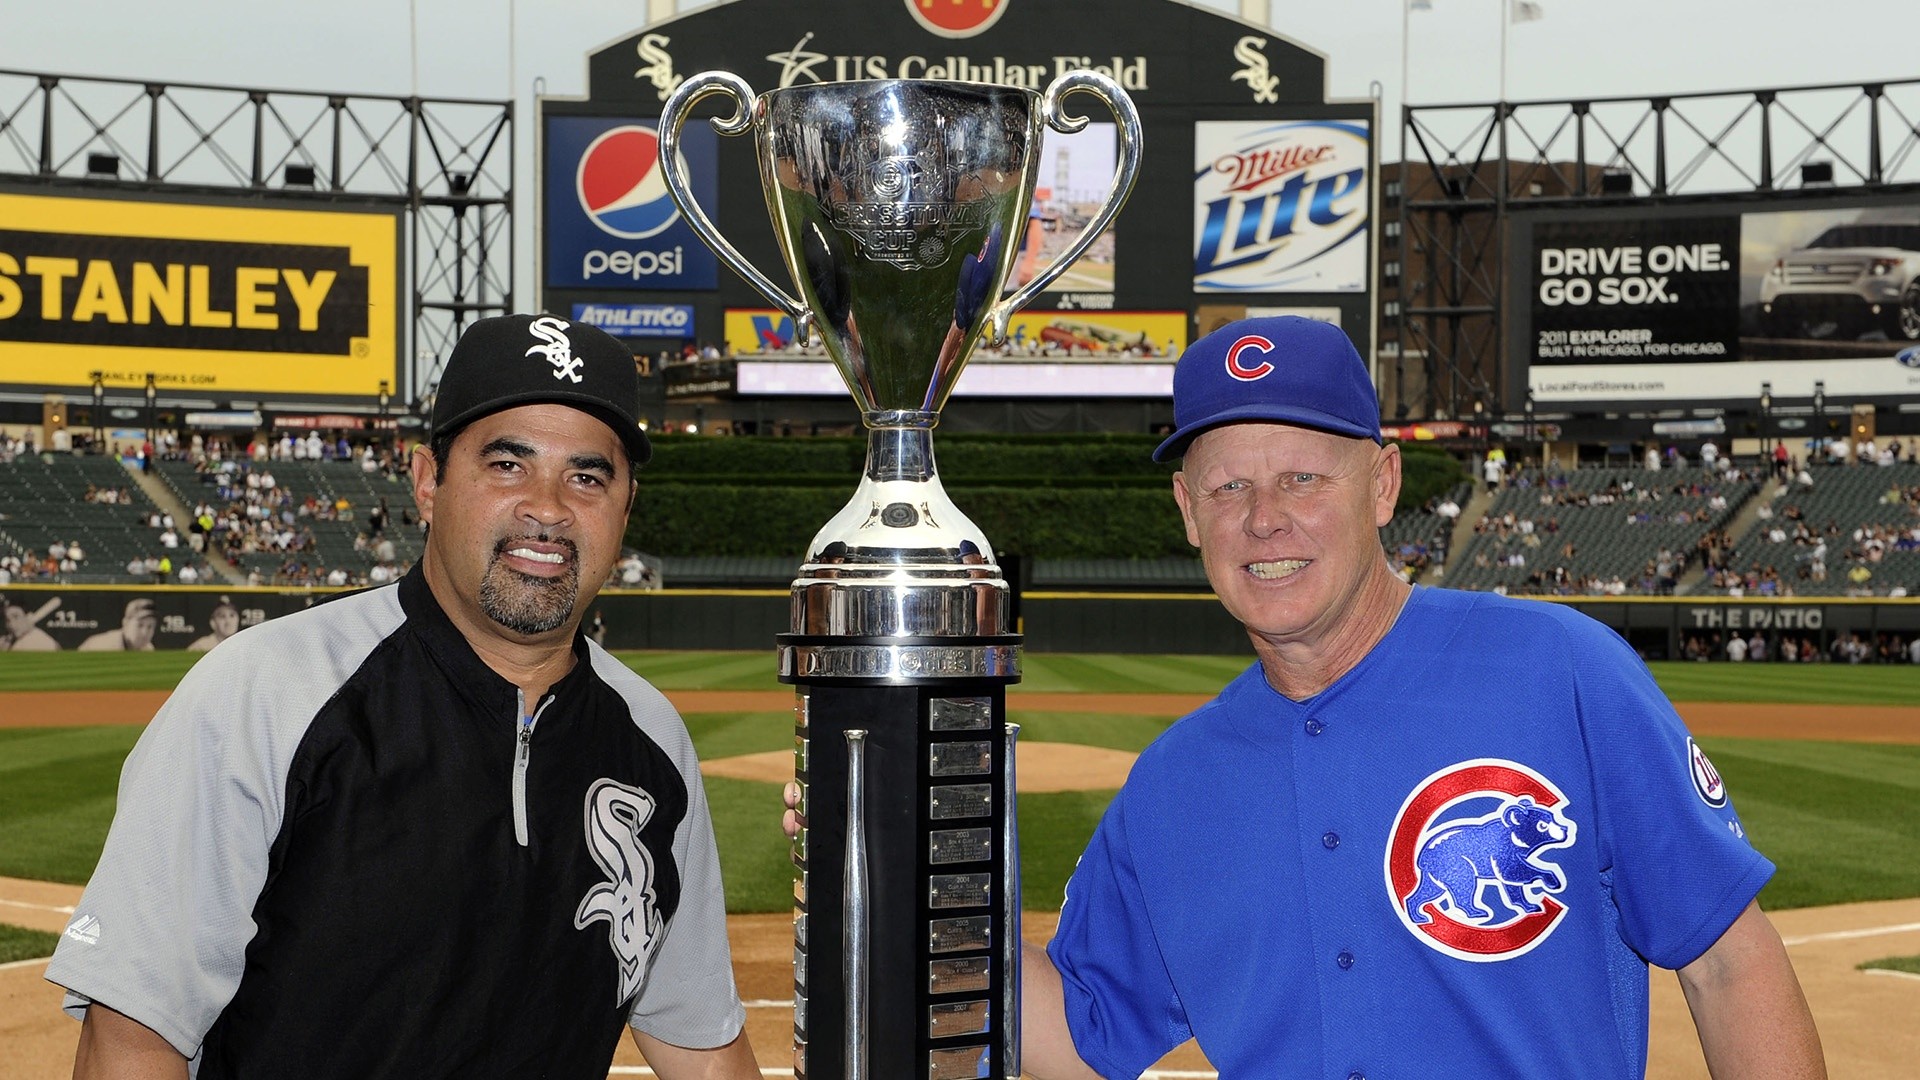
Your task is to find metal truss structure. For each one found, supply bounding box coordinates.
[1398,76,1920,419]
[0,69,513,409]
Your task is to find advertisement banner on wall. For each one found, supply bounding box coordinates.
[569,302,695,338]
[725,308,1186,357]
[543,115,717,290]
[1192,119,1371,293]
[0,192,398,397]
[1529,216,1741,365]
[1523,202,1920,403]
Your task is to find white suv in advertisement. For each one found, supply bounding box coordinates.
[1759,223,1920,341]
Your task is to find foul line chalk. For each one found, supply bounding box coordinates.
[1782,922,1920,946]
[1861,968,1920,982]
[0,898,75,916]
[0,957,52,973]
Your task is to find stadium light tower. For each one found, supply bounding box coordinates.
[1813,380,1826,457]
[144,373,157,445]
[90,370,104,447]
[1758,382,1772,464]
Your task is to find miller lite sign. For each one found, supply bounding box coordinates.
[1193,119,1371,293]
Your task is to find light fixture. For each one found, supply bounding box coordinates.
[447,171,473,196]
[284,163,317,188]
[86,152,120,178]
[1800,161,1835,186]
[1599,168,1633,195]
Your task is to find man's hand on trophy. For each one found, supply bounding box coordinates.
[782,780,805,839]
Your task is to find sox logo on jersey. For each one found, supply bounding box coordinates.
[1385,759,1578,962]
[576,778,665,1005]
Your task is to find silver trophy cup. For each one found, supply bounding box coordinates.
[660,72,1140,1080]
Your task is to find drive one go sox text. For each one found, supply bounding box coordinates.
[1536,242,1729,306]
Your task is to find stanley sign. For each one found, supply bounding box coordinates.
[0,192,398,398]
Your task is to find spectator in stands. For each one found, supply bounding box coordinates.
[1748,632,1768,663]
[178,564,200,585]
[1481,450,1504,492]
[79,599,158,651]
[1726,634,1747,662]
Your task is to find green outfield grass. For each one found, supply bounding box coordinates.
[7,716,1916,914]
[2,651,1915,913]
[1859,956,1920,975]
[0,923,60,964]
[4,650,1918,703]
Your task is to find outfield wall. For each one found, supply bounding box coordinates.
[4,584,1919,660]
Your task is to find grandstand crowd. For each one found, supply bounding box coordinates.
[2,425,1916,660]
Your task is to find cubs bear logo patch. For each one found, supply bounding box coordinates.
[1384,759,1578,962]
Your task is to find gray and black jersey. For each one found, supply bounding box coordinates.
[46,567,745,1079]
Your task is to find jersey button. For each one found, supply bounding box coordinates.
[1304,718,1325,736]
[1336,950,1355,970]
[1322,831,1340,850]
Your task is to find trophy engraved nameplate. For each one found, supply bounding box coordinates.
[661,69,1140,1080]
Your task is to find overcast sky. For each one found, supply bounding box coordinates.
[7,0,1915,323]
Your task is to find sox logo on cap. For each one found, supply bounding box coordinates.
[527,316,585,384]
[1223,334,1276,381]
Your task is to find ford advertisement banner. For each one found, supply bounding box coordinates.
[1529,216,1741,366]
[543,115,717,290]
[1192,119,1371,293]
[1518,202,1920,403]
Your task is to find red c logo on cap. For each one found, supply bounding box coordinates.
[1224,335,1276,381]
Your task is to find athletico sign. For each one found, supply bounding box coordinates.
[571,303,695,338]
[543,116,718,290]
[0,192,397,397]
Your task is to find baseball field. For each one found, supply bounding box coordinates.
[1,650,1916,1078]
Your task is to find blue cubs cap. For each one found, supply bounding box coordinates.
[1153,315,1383,463]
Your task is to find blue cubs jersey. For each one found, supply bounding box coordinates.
[1048,586,1770,1080]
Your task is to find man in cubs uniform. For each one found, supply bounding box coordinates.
[49,315,760,1079]
[1019,317,1824,1079]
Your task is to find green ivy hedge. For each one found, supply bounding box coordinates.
[628,436,1466,557]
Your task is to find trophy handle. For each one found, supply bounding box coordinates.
[985,71,1143,343]
[658,71,813,342]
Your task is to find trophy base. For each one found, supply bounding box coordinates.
[777,656,1022,1080]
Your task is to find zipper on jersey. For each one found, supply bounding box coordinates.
[512,691,557,847]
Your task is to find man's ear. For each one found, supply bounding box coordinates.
[410,445,439,528]
[1373,443,1403,529]
[1171,472,1202,548]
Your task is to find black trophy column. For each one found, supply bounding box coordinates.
[782,649,1021,1080]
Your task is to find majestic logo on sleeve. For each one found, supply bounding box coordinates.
[526,315,585,383]
[575,778,665,1005]
[1385,759,1578,962]
[1687,737,1728,808]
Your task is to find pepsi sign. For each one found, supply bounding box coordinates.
[544,115,717,290]
[1193,119,1370,293]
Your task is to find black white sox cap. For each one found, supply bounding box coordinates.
[429,313,651,467]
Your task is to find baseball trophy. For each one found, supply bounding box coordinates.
[660,72,1139,1080]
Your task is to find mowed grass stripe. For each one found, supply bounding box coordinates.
[623,651,782,692]
[0,727,145,776]
[0,923,60,964]
[6,651,1920,704]
[1648,662,1920,704]
[1701,737,1920,910]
